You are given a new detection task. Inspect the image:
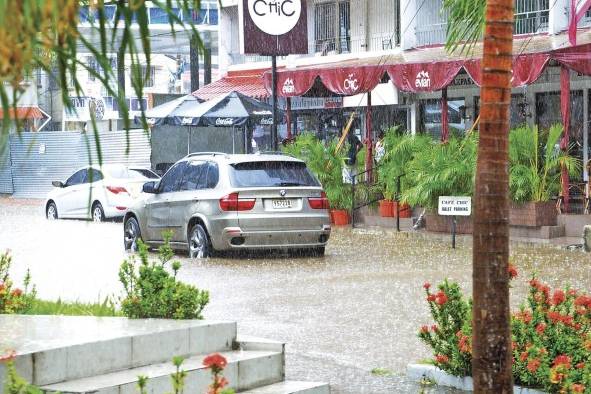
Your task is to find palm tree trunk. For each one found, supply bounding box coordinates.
[472,0,514,392]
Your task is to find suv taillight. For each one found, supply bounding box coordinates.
[219,192,256,211]
[308,191,330,209]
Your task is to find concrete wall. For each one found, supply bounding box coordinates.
[151,125,246,166]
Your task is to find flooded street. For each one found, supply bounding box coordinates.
[2,198,591,393]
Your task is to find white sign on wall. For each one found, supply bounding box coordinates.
[438,196,471,216]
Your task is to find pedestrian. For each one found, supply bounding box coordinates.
[343,132,363,184]
[375,131,385,164]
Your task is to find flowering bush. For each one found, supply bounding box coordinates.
[119,233,209,319]
[0,250,36,314]
[419,268,591,393]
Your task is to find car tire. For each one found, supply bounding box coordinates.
[313,246,326,256]
[188,224,212,259]
[92,202,105,222]
[46,202,58,220]
[124,216,142,252]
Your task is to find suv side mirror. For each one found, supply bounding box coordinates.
[142,181,159,194]
[52,181,65,188]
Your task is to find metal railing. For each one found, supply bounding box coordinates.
[350,165,405,231]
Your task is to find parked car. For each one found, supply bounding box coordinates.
[45,164,160,222]
[123,153,331,257]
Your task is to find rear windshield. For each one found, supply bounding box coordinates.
[105,166,157,180]
[229,161,320,188]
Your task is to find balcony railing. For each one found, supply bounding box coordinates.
[415,0,549,46]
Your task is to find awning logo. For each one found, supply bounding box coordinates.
[282,78,295,94]
[215,118,234,126]
[248,0,302,36]
[415,70,431,89]
[343,74,359,92]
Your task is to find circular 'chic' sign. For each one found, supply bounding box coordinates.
[247,0,302,36]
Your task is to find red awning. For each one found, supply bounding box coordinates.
[261,30,591,97]
[0,106,45,120]
[192,69,270,101]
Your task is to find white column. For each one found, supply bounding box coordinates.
[400,0,417,50]
[218,6,237,75]
[349,0,368,52]
[548,0,569,35]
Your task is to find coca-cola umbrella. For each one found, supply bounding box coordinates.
[171,91,281,153]
[139,94,202,126]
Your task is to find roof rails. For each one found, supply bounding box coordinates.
[185,152,228,158]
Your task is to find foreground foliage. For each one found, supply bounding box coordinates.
[0,251,36,314]
[119,232,209,319]
[419,270,591,393]
[26,297,120,317]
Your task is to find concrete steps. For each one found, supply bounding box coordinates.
[41,350,283,394]
[0,316,329,394]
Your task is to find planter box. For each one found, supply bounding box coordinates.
[510,201,557,227]
[407,364,546,393]
[378,200,412,218]
[330,209,350,226]
[425,212,473,234]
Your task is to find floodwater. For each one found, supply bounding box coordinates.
[1,198,591,393]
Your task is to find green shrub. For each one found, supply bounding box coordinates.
[419,270,591,393]
[0,251,36,314]
[119,233,209,319]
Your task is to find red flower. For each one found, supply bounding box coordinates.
[552,355,571,369]
[535,323,546,334]
[576,362,585,369]
[10,288,22,297]
[434,354,449,364]
[203,353,228,370]
[423,282,431,290]
[552,290,565,305]
[547,311,562,323]
[511,341,518,351]
[529,279,540,289]
[572,384,585,393]
[526,358,541,373]
[0,350,16,363]
[435,291,448,306]
[574,295,591,307]
[568,289,577,297]
[420,325,429,334]
[216,376,228,388]
[427,294,436,302]
[430,325,438,333]
[520,351,528,362]
[508,264,518,280]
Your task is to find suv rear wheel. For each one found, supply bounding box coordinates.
[188,224,212,258]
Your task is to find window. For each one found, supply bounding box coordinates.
[179,161,208,191]
[65,169,87,187]
[230,161,320,188]
[129,97,148,111]
[141,65,155,88]
[159,162,188,193]
[87,169,103,183]
[206,162,219,189]
[314,1,350,54]
[419,98,466,140]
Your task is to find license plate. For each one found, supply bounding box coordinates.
[272,199,292,209]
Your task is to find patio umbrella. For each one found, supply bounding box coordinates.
[140,94,201,126]
[171,91,281,154]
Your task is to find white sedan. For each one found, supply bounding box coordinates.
[45,164,159,222]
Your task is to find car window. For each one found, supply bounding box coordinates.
[65,169,87,187]
[159,162,187,193]
[87,169,103,183]
[179,161,208,191]
[229,161,319,188]
[130,168,159,179]
[205,162,219,189]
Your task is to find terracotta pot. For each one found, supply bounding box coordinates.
[331,209,350,226]
[510,201,557,227]
[379,200,395,217]
[394,202,412,218]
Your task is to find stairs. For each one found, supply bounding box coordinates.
[0,315,328,394]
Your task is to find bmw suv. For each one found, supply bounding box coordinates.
[123,153,331,257]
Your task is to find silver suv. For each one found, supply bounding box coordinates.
[123,153,331,257]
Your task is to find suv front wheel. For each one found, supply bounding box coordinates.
[188,223,212,258]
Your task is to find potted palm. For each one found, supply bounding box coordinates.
[508,124,580,227]
[283,133,352,225]
[376,130,431,218]
[402,134,478,233]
